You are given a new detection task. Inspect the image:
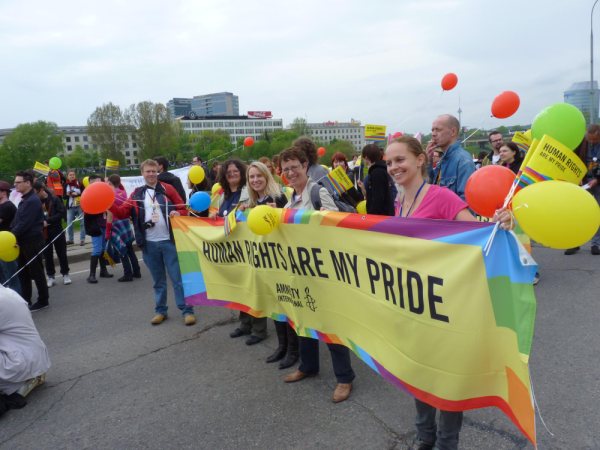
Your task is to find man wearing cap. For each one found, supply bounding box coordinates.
[10,171,49,312]
[0,181,21,293]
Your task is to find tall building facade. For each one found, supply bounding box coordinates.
[564,81,599,124]
[190,92,239,117]
[177,115,283,144]
[167,92,240,118]
[305,120,365,151]
[167,98,193,118]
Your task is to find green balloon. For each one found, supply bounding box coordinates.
[531,103,586,150]
[49,157,62,170]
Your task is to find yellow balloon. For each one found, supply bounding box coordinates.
[512,181,600,249]
[247,205,281,235]
[211,183,222,195]
[82,176,90,188]
[356,200,367,214]
[189,165,205,184]
[0,245,19,262]
[0,232,19,262]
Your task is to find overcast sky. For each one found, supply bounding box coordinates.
[0,0,595,135]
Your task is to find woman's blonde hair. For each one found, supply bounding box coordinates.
[246,161,282,207]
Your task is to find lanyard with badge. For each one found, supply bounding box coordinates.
[148,188,160,224]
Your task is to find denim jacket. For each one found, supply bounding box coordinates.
[430,141,476,200]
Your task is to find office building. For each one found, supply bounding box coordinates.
[564,81,599,124]
[177,115,283,144]
[190,92,239,117]
[305,120,365,151]
[167,98,193,118]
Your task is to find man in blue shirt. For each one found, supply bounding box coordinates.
[428,114,476,200]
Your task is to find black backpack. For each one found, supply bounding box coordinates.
[310,185,356,213]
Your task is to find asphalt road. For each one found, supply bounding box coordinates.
[0,244,598,450]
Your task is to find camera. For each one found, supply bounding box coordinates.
[591,165,600,180]
[144,221,155,230]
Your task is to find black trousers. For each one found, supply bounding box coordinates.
[298,337,355,384]
[44,231,70,276]
[17,239,49,305]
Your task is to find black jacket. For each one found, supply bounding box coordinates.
[10,190,45,243]
[158,172,187,204]
[365,161,396,216]
[41,191,66,235]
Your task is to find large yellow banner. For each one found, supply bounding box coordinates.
[172,212,538,445]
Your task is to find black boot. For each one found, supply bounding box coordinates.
[99,257,113,278]
[266,321,288,363]
[87,256,98,284]
[278,324,299,369]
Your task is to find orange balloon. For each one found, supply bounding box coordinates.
[243,136,255,147]
[491,91,520,119]
[465,165,516,218]
[441,73,458,91]
[80,182,115,214]
[317,147,326,157]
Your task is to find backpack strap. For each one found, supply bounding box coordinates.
[309,184,322,210]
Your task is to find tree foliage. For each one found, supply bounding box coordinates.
[86,102,129,165]
[0,121,63,177]
[125,101,177,161]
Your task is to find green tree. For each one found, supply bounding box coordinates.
[321,140,356,166]
[87,102,129,166]
[193,130,234,162]
[290,117,309,136]
[125,101,177,161]
[0,121,63,176]
[64,146,88,169]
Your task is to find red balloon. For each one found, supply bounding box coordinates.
[465,165,516,218]
[317,147,326,157]
[80,182,115,214]
[243,136,254,147]
[391,132,403,139]
[441,73,458,91]
[491,91,521,119]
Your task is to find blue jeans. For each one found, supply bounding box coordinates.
[415,399,463,450]
[91,235,105,256]
[67,206,85,242]
[142,239,192,316]
[0,260,21,295]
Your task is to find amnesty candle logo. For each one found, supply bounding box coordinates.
[304,287,317,312]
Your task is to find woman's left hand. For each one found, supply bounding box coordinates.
[493,207,514,230]
[169,211,181,217]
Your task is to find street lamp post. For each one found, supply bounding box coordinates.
[591,0,599,125]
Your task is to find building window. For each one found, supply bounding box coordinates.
[134,159,139,164]
[125,151,131,156]
[93,144,98,150]
[67,145,72,151]
[133,150,138,156]
[124,142,129,149]
[83,136,88,142]
[132,143,137,148]
[84,144,89,150]
[75,136,80,142]
[66,137,71,142]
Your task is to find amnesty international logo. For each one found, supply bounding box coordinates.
[304,287,317,312]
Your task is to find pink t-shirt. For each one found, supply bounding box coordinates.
[409,185,468,220]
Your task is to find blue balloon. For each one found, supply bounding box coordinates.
[189,191,211,212]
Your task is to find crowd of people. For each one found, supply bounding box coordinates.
[1,113,598,449]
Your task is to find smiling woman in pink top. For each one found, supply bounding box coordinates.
[385,135,512,450]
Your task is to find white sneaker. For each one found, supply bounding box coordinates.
[63,275,72,285]
[47,277,55,288]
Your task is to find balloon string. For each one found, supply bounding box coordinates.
[531,375,554,437]
[1,214,83,287]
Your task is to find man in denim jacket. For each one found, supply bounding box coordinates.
[428,114,476,200]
